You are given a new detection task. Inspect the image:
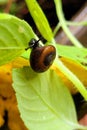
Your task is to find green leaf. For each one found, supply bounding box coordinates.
[0,13,36,65]
[57,44,87,65]
[12,67,85,130]
[25,0,53,41]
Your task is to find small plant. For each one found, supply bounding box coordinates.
[0,0,87,130]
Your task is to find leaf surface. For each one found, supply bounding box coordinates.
[57,44,87,65]
[25,0,53,41]
[0,13,35,65]
[12,67,86,130]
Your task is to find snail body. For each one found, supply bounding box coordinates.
[26,38,56,73]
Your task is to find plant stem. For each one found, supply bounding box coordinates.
[4,0,13,13]
[54,0,83,48]
[54,21,87,36]
[66,21,87,26]
[53,22,61,36]
[54,59,87,100]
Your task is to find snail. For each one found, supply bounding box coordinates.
[25,38,56,73]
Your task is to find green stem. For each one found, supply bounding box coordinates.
[54,21,87,36]
[66,21,87,26]
[54,0,83,48]
[53,22,61,36]
[54,59,87,100]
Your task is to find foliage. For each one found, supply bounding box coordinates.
[12,67,82,130]
[0,0,87,130]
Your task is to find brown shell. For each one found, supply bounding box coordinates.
[30,45,56,72]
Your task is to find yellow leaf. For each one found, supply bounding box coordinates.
[11,57,29,68]
[0,57,29,83]
[0,59,28,130]
[0,63,12,83]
